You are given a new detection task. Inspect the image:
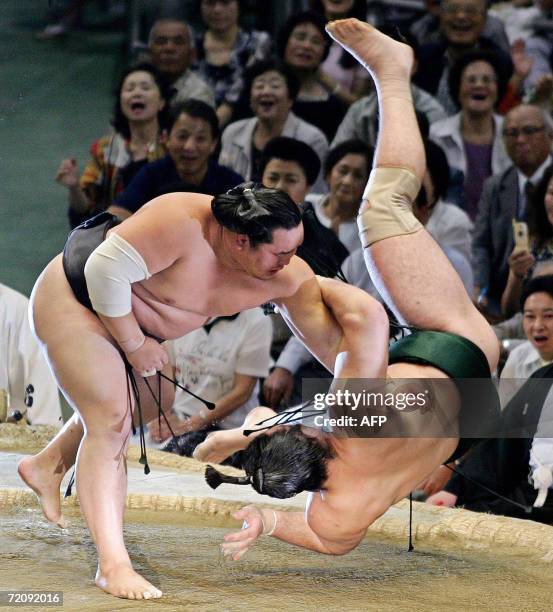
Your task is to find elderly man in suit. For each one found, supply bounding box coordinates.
[472,104,553,317]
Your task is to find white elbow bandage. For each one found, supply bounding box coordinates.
[357,166,423,248]
[84,233,151,317]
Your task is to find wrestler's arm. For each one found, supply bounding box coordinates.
[274,259,343,373]
[275,261,389,376]
[86,196,197,367]
[222,491,368,558]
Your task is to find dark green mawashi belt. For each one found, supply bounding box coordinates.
[389,330,490,379]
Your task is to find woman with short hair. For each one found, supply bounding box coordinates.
[219,58,329,191]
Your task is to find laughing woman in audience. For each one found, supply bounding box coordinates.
[56,63,168,227]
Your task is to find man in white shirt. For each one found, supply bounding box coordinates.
[0,283,62,427]
[147,308,272,453]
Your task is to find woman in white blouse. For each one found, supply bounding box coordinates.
[306,139,372,252]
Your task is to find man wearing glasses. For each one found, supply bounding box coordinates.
[473,104,553,316]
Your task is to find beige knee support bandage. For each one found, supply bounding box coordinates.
[357,166,423,248]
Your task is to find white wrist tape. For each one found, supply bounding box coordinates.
[84,233,151,317]
[262,509,277,536]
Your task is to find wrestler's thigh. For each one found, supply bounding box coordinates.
[31,255,130,423]
[367,232,498,370]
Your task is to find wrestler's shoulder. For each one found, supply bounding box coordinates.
[141,191,213,219]
[116,193,214,253]
[275,256,315,295]
[125,192,214,235]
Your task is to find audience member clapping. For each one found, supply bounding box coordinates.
[56,63,168,228]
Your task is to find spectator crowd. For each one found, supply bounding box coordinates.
[11,0,553,525]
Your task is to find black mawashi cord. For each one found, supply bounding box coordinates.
[64,469,76,498]
[142,374,179,444]
[126,365,150,475]
[242,397,318,436]
[157,371,215,410]
[408,493,414,552]
[64,367,216,496]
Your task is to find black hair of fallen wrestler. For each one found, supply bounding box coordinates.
[240,425,334,499]
[212,182,302,248]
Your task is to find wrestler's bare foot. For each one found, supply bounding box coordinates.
[193,407,277,464]
[193,429,245,464]
[325,19,413,80]
[95,563,162,600]
[17,455,67,528]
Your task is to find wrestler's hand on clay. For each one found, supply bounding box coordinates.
[125,337,169,377]
[425,490,457,508]
[221,505,266,561]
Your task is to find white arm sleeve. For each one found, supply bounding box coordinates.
[84,233,151,317]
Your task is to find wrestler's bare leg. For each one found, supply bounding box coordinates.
[18,413,83,527]
[19,362,172,529]
[327,19,499,371]
[21,256,162,600]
